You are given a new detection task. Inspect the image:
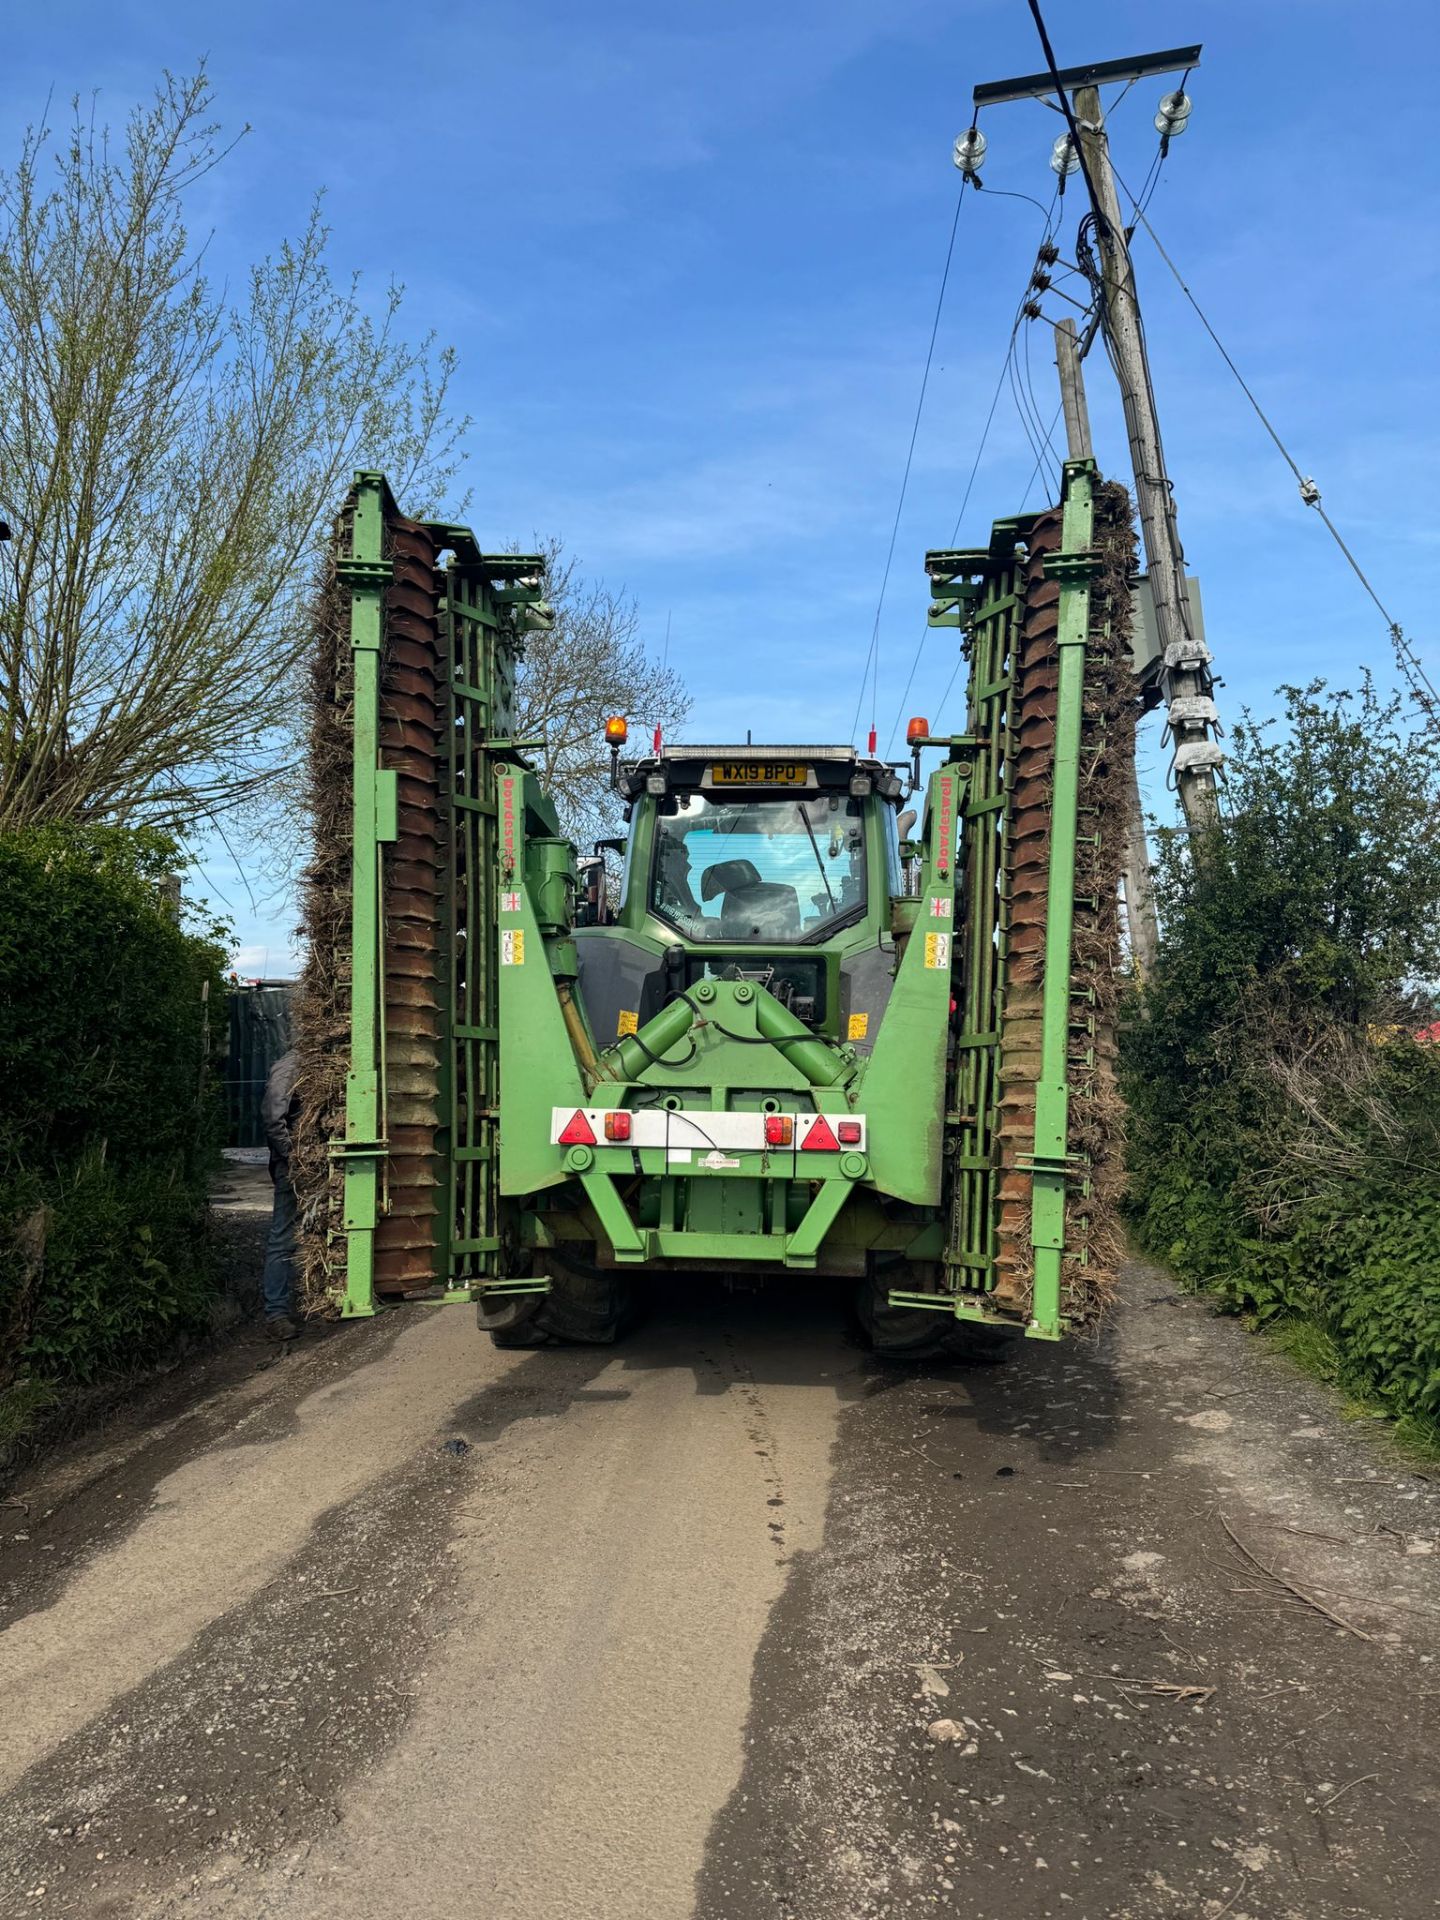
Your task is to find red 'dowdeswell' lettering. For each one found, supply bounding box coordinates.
[500,776,517,876]
[936,776,955,878]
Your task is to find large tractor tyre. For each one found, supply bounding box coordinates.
[479,1252,638,1349]
[855,1264,1015,1366]
[475,1289,549,1346]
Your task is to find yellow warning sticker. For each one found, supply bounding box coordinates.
[847,1012,869,1041]
[923,931,951,970]
[617,1009,639,1037]
[500,929,524,966]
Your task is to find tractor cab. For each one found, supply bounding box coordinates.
[572,742,910,1050]
[631,747,903,943]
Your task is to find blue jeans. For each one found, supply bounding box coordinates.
[262,1163,297,1319]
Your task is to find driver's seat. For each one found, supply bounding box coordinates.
[701,859,802,940]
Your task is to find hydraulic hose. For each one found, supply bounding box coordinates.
[595,992,700,1082]
[749,989,850,1088]
[556,981,602,1086]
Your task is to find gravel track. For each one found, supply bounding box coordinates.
[1,1268,1436,1919]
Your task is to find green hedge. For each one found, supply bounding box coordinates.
[1131,1049,1440,1441]
[0,826,227,1386]
[1123,681,1440,1449]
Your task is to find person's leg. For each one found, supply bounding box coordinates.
[261,1164,299,1334]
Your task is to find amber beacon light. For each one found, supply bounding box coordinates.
[605,714,629,790]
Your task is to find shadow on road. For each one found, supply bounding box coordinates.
[448,1273,1127,1475]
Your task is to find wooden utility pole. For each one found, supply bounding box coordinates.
[971,40,1222,835]
[1071,84,1220,833]
[1053,316,1092,467]
[1054,317,1161,982]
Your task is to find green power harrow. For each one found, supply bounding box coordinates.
[292,459,1136,1350]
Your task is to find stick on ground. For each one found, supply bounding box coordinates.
[1220,1515,1372,1642]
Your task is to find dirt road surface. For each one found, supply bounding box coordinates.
[2,1266,1437,1920]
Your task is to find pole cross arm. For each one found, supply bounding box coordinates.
[972,45,1201,110]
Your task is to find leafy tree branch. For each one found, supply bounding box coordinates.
[0,67,467,835]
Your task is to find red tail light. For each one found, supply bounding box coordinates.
[836,1120,862,1146]
[764,1115,794,1147]
[558,1109,596,1146]
[603,1110,632,1142]
[801,1114,839,1152]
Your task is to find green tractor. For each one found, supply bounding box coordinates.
[292,461,1137,1355]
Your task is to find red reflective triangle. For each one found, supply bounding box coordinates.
[802,1113,839,1152]
[558,1109,596,1146]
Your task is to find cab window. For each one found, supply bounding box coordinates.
[650,793,866,943]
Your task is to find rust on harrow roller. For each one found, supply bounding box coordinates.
[291,499,450,1306]
[373,517,445,1294]
[993,488,1137,1321]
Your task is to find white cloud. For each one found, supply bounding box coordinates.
[231,942,300,980]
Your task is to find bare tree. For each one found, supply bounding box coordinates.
[0,68,466,836]
[515,540,689,846]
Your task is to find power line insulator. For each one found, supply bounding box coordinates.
[1038,240,1060,266]
[1030,269,1053,293]
[952,127,987,178]
[1154,91,1193,140]
[1021,298,1044,322]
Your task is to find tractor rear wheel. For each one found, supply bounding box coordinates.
[856,1262,1014,1365]
[475,1289,549,1346]
[479,1252,638,1349]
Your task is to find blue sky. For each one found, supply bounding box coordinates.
[4,1,1435,972]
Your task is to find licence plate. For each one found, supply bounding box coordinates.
[708,761,809,786]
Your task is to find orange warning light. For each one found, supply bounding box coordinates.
[604,715,628,745]
[906,716,929,746]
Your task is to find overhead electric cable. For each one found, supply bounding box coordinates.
[1018,404,1064,512]
[934,400,1064,732]
[1021,0,1199,669]
[1023,0,1109,246]
[884,194,1064,751]
[889,326,1021,749]
[1008,331,1061,495]
[1114,170,1438,721]
[1021,317,1063,485]
[851,173,972,747]
[1126,144,1165,224]
[947,182,1061,545]
[972,183,1054,218]
[1005,342,1046,476]
[932,653,965,733]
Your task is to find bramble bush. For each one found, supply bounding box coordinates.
[1122,680,1440,1444]
[0,825,228,1388]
